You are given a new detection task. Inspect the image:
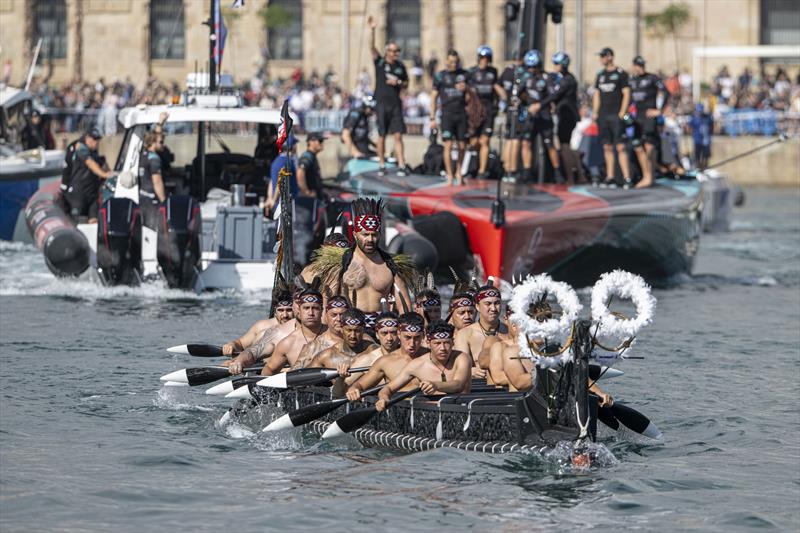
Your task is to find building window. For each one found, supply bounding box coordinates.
[150,0,185,60]
[760,0,800,47]
[32,0,67,59]
[267,0,303,61]
[386,0,420,60]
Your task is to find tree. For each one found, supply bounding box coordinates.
[644,2,691,72]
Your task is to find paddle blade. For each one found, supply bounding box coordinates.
[263,413,295,432]
[185,367,230,386]
[258,368,342,389]
[597,405,620,431]
[612,403,662,440]
[322,407,378,439]
[168,344,224,357]
[257,373,287,389]
[589,364,624,381]
[287,399,348,429]
[225,384,254,400]
[163,381,189,388]
[206,377,259,396]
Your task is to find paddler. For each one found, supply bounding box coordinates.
[447,292,476,331]
[453,280,508,377]
[253,287,326,375]
[305,198,415,323]
[293,295,351,368]
[221,288,295,356]
[341,311,400,386]
[375,320,471,410]
[414,289,442,328]
[309,309,378,396]
[346,312,425,401]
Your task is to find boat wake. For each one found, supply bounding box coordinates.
[0,240,268,303]
[153,386,216,413]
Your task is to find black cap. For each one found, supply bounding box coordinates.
[86,128,102,140]
[597,47,614,57]
[633,55,646,66]
[307,132,325,142]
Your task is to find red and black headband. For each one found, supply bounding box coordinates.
[399,323,423,333]
[326,297,350,310]
[449,296,475,309]
[354,214,382,233]
[476,287,501,302]
[427,330,454,340]
[376,318,399,329]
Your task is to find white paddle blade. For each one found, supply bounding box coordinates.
[163,381,189,387]
[263,414,294,432]
[599,367,625,380]
[206,381,236,396]
[225,386,253,400]
[166,344,190,354]
[256,373,288,389]
[160,369,189,383]
[642,422,663,440]
[321,421,346,440]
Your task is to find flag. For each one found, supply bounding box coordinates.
[231,0,245,7]
[213,0,228,69]
[275,99,293,153]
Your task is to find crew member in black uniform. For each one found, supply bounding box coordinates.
[137,132,167,230]
[629,55,666,188]
[519,49,562,182]
[529,51,582,183]
[431,50,470,186]
[467,46,507,179]
[367,16,410,176]
[295,132,326,264]
[592,47,632,187]
[499,50,526,178]
[342,95,377,158]
[21,109,47,150]
[64,128,113,223]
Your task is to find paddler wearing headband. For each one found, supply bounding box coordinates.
[258,285,326,376]
[346,312,425,402]
[448,292,476,331]
[453,279,509,378]
[305,198,416,318]
[341,311,400,386]
[293,294,352,369]
[375,320,471,411]
[414,289,442,328]
[221,288,295,356]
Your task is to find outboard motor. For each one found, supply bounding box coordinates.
[96,198,142,286]
[157,195,201,289]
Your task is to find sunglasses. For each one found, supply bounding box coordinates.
[388,48,401,53]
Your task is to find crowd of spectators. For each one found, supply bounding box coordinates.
[22,63,800,137]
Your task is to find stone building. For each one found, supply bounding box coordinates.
[0,0,797,89]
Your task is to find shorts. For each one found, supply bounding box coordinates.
[440,112,468,141]
[473,101,496,137]
[694,143,710,162]
[632,115,659,147]
[556,109,578,144]
[505,114,527,140]
[598,115,626,145]
[64,188,98,220]
[375,102,405,136]
[522,116,554,147]
[354,139,376,157]
[138,196,161,230]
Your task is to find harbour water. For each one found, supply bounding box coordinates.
[0,187,798,532]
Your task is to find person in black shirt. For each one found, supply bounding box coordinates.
[368,16,410,176]
[629,55,666,188]
[468,46,507,179]
[431,50,470,186]
[21,109,47,150]
[64,128,114,222]
[592,47,632,187]
[342,95,376,158]
[138,132,167,230]
[519,49,562,182]
[530,51,582,183]
[499,51,526,178]
[296,132,326,264]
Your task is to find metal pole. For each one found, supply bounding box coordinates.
[576,0,584,83]
[209,0,217,91]
[635,0,641,57]
[342,0,350,91]
[24,38,43,91]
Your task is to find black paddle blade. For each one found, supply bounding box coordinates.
[611,403,662,439]
[333,406,379,434]
[186,344,224,357]
[289,399,348,427]
[288,368,341,388]
[597,405,620,431]
[186,366,230,386]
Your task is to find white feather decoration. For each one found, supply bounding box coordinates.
[591,270,656,339]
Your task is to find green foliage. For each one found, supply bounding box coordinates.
[644,3,691,37]
[222,6,242,27]
[257,4,292,30]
